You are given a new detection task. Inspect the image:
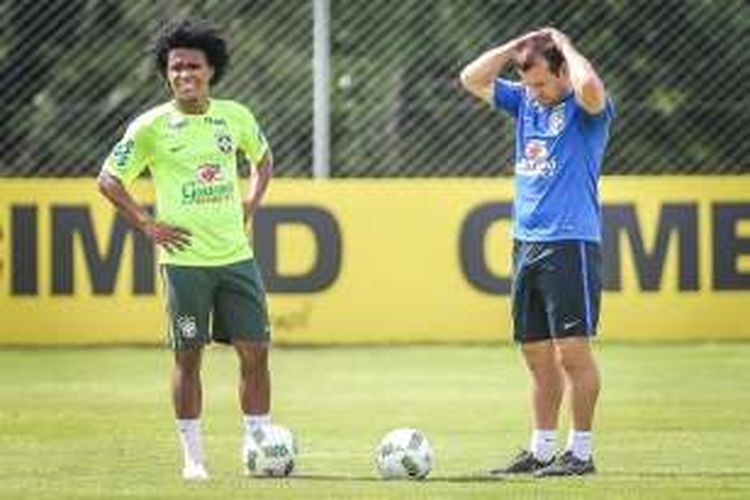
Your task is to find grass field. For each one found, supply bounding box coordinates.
[0,344,749,499]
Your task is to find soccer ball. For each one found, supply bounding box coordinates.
[375,428,433,480]
[243,424,297,477]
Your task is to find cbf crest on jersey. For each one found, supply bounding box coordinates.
[215,132,234,154]
[548,105,565,135]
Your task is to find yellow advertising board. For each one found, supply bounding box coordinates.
[1,177,749,345]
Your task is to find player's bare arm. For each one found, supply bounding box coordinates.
[544,27,606,114]
[97,170,192,253]
[243,151,273,221]
[460,30,542,104]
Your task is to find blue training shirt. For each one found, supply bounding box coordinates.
[494,78,614,242]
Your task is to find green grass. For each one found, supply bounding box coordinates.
[0,344,748,499]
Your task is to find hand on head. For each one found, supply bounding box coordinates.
[513,29,549,59]
[515,27,569,53]
[540,27,570,48]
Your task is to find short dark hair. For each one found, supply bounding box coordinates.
[516,34,565,76]
[153,18,229,85]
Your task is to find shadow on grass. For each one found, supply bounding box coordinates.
[272,473,506,483]
[281,470,750,482]
[604,470,750,479]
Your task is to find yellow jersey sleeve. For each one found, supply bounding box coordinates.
[102,116,153,185]
[236,105,270,167]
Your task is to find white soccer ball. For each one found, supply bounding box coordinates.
[375,428,433,480]
[243,424,297,477]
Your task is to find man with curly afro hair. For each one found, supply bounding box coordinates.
[98,18,275,480]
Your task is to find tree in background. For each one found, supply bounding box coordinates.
[0,0,747,176]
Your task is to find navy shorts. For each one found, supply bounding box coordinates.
[512,240,601,343]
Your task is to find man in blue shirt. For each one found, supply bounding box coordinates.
[461,27,614,477]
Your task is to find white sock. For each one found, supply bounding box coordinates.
[176,418,205,467]
[529,429,556,462]
[566,430,593,460]
[243,413,271,435]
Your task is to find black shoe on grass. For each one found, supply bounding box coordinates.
[534,450,596,477]
[489,449,554,475]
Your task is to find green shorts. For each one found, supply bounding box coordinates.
[161,259,271,350]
